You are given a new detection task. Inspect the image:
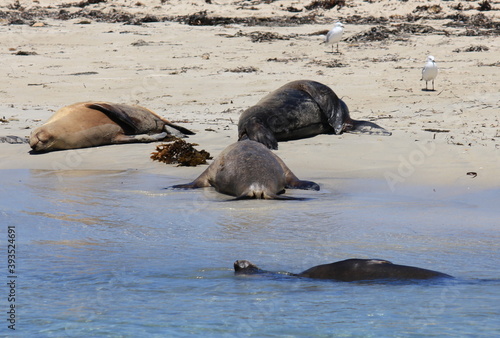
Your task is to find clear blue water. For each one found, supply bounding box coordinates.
[1,169,499,337]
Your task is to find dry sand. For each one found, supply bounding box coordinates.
[0,0,499,193]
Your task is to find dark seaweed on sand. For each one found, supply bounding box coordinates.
[345,24,439,43]
[151,138,212,167]
[304,0,345,11]
[345,26,395,42]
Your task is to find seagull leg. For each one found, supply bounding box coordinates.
[432,80,435,91]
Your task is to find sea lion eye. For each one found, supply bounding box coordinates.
[36,130,51,143]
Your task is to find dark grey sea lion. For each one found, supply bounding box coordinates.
[172,139,319,200]
[238,80,391,149]
[234,258,452,281]
[29,102,194,152]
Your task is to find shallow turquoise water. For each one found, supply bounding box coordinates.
[1,169,499,336]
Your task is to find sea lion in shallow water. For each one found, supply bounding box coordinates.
[238,80,391,149]
[172,139,319,200]
[29,102,194,152]
[234,258,452,281]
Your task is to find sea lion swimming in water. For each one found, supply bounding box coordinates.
[238,80,391,149]
[29,102,194,153]
[171,139,320,200]
[234,258,452,281]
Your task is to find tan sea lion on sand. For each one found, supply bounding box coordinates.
[171,139,319,200]
[29,102,194,153]
[238,80,391,150]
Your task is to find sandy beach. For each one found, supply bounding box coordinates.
[0,0,499,191]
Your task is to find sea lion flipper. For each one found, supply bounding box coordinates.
[171,178,210,190]
[171,169,212,190]
[87,103,139,134]
[325,99,349,134]
[238,118,278,150]
[113,132,168,144]
[286,179,320,191]
[171,182,203,189]
[349,120,392,136]
[272,152,320,191]
[163,121,195,136]
[297,81,346,135]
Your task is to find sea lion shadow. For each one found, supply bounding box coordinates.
[28,142,115,155]
[225,195,316,202]
[29,148,67,155]
[167,186,316,202]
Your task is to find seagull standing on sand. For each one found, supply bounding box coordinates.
[421,55,438,91]
[325,22,344,54]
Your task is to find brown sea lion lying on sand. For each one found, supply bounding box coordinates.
[29,102,194,152]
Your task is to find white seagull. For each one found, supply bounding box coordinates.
[421,55,438,91]
[325,22,344,54]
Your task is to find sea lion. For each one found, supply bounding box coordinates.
[29,102,194,152]
[238,80,391,150]
[234,258,452,281]
[171,139,319,200]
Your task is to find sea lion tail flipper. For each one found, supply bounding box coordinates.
[299,81,346,135]
[325,99,350,134]
[163,121,195,137]
[87,103,139,134]
[113,132,168,144]
[269,195,308,201]
[286,179,320,191]
[349,120,392,136]
[239,119,278,150]
[273,155,320,191]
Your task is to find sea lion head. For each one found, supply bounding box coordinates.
[29,127,56,152]
[233,260,263,274]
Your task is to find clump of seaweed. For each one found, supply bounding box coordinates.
[151,138,211,166]
[307,59,347,68]
[305,0,345,10]
[224,66,259,73]
[453,45,490,52]
[345,26,395,42]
